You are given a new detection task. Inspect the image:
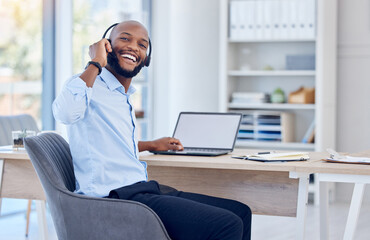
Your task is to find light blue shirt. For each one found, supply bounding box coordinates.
[52,68,148,197]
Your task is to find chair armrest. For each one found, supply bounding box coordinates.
[51,191,170,240]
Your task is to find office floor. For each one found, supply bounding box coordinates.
[0,198,370,240]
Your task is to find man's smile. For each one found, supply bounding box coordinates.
[121,53,137,63]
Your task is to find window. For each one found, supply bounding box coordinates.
[0,0,43,127]
[72,0,152,140]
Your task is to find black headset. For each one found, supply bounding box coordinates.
[102,23,152,67]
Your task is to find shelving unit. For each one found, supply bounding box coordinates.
[219,0,337,152]
[219,0,338,203]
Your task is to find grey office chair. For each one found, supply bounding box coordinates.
[0,114,39,236]
[24,133,171,240]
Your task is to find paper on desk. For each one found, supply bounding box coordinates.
[324,148,370,164]
[324,156,370,164]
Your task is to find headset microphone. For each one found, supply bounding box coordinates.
[102,23,152,67]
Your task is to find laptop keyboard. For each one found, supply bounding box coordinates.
[184,148,225,153]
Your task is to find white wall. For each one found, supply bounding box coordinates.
[335,0,370,203]
[336,0,370,153]
[152,0,220,138]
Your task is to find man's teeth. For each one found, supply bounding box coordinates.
[121,54,137,62]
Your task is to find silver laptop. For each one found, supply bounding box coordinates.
[150,112,242,156]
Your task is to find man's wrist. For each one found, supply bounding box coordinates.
[138,141,155,152]
[85,61,102,75]
[91,57,106,67]
[145,141,155,151]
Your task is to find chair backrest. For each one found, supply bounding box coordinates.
[24,132,76,193]
[0,114,39,146]
[24,133,78,240]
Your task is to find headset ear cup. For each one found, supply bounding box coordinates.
[144,55,151,67]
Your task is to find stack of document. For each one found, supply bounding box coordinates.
[231,92,269,104]
[233,152,309,162]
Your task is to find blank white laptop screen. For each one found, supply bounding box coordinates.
[173,112,241,150]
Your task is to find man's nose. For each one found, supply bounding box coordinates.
[126,41,139,52]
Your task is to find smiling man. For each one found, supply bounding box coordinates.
[53,21,251,240]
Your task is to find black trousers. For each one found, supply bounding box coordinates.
[108,180,252,240]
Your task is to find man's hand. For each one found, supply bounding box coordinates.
[88,38,112,67]
[80,39,112,87]
[138,137,184,152]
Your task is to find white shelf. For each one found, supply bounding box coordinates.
[228,70,316,77]
[235,141,315,151]
[229,38,316,43]
[229,103,315,110]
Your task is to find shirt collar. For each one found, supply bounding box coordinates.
[100,68,136,95]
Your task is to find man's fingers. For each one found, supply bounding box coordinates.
[169,143,183,151]
[169,138,183,150]
[87,39,111,67]
[169,138,180,144]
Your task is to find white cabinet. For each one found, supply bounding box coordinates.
[238,110,296,144]
[219,0,337,152]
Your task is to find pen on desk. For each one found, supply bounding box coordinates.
[257,151,271,155]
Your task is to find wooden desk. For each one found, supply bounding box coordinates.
[141,149,327,240]
[0,147,47,240]
[295,150,370,240]
[3,146,369,240]
[0,147,319,240]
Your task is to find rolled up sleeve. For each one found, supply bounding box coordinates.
[52,76,93,125]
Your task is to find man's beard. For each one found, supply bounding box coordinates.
[107,50,145,78]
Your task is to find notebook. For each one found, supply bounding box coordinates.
[232,152,310,162]
[150,112,242,156]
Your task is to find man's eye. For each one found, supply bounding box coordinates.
[120,37,128,41]
[139,44,147,49]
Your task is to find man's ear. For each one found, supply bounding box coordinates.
[107,39,113,52]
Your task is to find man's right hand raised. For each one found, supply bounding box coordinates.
[80,39,112,87]
[88,38,112,68]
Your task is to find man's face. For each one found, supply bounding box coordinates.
[107,22,149,78]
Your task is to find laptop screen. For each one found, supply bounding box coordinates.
[172,112,242,150]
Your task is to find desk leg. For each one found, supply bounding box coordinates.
[343,183,365,240]
[0,159,4,215]
[290,172,310,240]
[319,181,329,240]
[36,200,48,240]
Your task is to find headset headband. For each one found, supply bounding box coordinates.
[102,23,119,39]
